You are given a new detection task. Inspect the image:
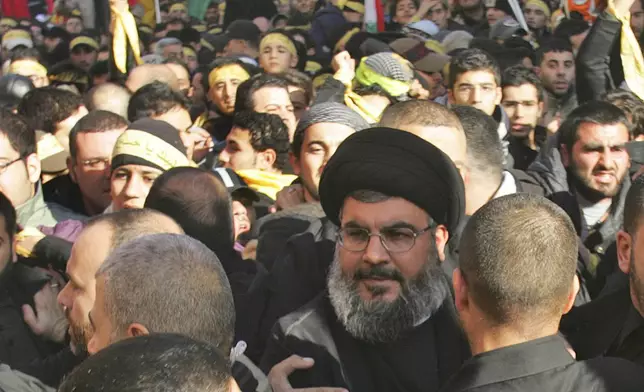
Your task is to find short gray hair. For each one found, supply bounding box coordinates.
[155,37,183,57]
[96,233,235,353]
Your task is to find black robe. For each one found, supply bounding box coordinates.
[260,288,470,392]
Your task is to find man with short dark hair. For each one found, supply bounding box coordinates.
[529,101,631,300]
[17,87,88,152]
[43,111,128,216]
[58,209,184,358]
[501,65,547,170]
[59,334,235,392]
[222,20,261,58]
[234,74,296,139]
[68,34,98,72]
[536,38,577,122]
[445,193,644,391]
[448,49,512,168]
[219,111,295,200]
[261,127,470,391]
[0,109,82,227]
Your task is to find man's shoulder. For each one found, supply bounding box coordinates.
[44,201,87,223]
[276,294,330,338]
[575,357,644,391]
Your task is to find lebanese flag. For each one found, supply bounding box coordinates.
[364,0,384,32]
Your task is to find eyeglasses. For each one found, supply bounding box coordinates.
[79,158,110,170]
[337,224,433,253]
[0,156,24,174]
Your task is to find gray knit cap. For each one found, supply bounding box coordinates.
[295,102,370,136]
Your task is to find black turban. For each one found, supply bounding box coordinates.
[319,127,465,233]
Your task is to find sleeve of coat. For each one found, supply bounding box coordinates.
[313,77,347,106]
[576,11,622,103]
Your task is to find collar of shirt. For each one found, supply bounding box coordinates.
[447,335,574,390]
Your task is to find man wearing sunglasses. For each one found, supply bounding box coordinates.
[261,127,470,392]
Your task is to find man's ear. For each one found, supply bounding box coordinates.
[126,323,150,338]
[259,148,277,170]
[560,144,570,168]
[453,268,469,314]
[537,101,544,119]
[67,156,78,183]
[434,224,449,263]
[290,54,299,69]
[25,153,41,185]
[494,86,502,105]
[448,89,455,105]
[289,151,300,176]
[563,275,580,315]
[617,230,633,275]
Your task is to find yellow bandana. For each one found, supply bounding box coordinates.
[608,1,644,101]
[0,18,17,28]
[354,57,412,97]
[70,36,99,51]
[339,0,365,14]
[425,39,446,55]
[169,3,187,13]
[260,33,297,56]
[193,24,207,32]
[208,64,251,87]
[183,46,197,59]
[4,29,30,41]
[525,0,551,17]
[113,129,192,171]
[335,27,360,53]
[305,60,322,74]
[110,4,143,74]
[8,60,47,77]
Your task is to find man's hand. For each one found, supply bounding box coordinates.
[275,184,306,211]
[23,283,68,344]
[410,79,430,100]
[268,355,348,392]
[187,126,214,163]
[332,51,356,85]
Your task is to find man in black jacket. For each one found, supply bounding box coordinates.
[561,176,644,365]
[261,127,470,392]
[443,193,644,391]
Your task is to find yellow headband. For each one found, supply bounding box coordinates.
[335,27,360,53]
[0,18,17,27]
[113,130,192,171]
[305,60,322,74]
[208,27,223,34]
[425,39,446,54]
[208,64,250,87]
[70,36,99,51]
[193,24,207,32]
[344,1,365,14]
[71,9,82,17]
[183,46,197,58]
[260,33,297,56]
[201,38,215,51]
[4,29,30,41]
[525,0,551,17]
[169,3,187,12]
[9,60,47,77]
[355,57,412,97]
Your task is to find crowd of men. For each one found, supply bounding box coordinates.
[2,0,644,390]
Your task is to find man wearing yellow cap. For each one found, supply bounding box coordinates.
[169,2,190,22]
[206,58,253,140]
[524,0,551,38]
[259,31,299,74]
[69,34,99,71]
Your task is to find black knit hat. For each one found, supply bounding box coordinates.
[111,119,191,172]
[319,127,465,233]
[485,0,513,15]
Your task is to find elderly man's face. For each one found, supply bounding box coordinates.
[162,43,183,61]
[328,196,449,342]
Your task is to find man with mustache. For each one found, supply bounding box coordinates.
[537,39,577,123]
[561,176,644,366]
[529,101,631,301]
[260,127,470,392]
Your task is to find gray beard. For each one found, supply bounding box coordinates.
[327,248,449,343]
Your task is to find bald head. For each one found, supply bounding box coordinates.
[380,101,467,175]
[85,83,132,119]
[126,65,180,93]
[144,167,235,257]
[87,208,184,251]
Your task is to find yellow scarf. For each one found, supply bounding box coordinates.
[111,3,143,74]
[607,2,644,101]
[236,170,298,200]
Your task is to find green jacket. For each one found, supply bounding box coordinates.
[16,183,86,228]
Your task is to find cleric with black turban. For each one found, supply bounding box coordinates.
[319,126,465,234]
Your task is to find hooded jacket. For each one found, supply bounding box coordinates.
[528,135,629,301]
